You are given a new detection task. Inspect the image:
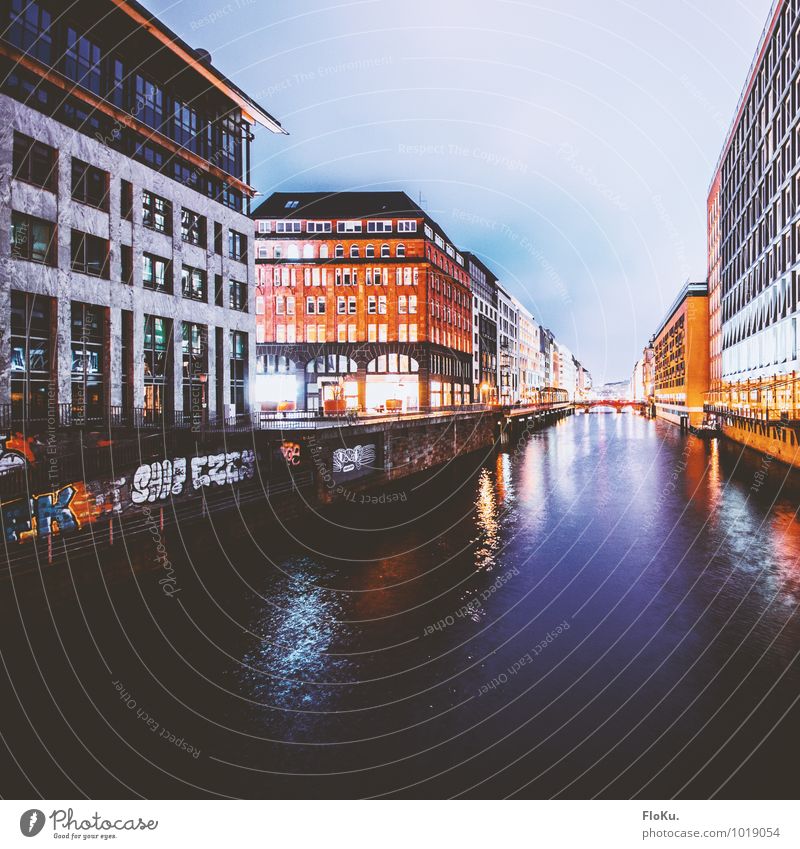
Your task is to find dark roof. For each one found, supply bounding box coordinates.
[461,251,499,284]
[124,0,284,133]
[251,191,425,220]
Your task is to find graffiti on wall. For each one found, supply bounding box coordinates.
[130,450,256,504]
[279,442,302,466]
[2,449,258,543]
[3,481,116,543]
[332,443,377,483]
[0,433,37,472]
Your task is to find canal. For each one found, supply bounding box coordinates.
[2,413,800,799]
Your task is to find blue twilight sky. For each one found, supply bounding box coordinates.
[147,0,771,382]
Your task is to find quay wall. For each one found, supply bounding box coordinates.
[720,419,800,469]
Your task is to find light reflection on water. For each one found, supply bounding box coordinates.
[222,414,800,796]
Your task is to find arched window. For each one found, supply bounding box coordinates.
[335,244,344,258]
[287,244,299,259]
[365,244,375,258]
[319,244,329,258]
[396,243,406,257]
[350,244,359,258]
[381,243,390,258]
[303,244,314,259]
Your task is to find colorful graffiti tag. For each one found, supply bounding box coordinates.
[3,481,116,543]
[2,449,258,543]
[0,433,37,473]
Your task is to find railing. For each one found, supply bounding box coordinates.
[0,400,574,436]
[0,404,256,433]
[704,403,800,426]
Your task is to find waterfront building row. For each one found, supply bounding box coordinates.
[250,191,591,413]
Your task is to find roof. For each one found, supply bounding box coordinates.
[251,191,425,220]
[117,0,285,134]
[652,280,708,342]
[461,251,499,284]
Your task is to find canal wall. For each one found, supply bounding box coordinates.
[0,405,571,566]
[720,419,800,469]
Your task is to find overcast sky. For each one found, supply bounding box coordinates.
[149,0,772,382]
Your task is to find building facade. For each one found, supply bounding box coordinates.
[652,281,710,426]
[709,0,800,417]
[251,191,473,412]
[517,301,542,402]
[0,0,283,429]
[497,284,519,403]
[463,252,498,403]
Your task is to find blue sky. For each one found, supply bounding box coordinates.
[149,0,772,382]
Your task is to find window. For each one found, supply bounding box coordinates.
[10,291,52,420]
[142,190,172,234]
[317,296,326,313]
[374,268,383,285]
[366,244,375,258]
[229,229,247,262]
[182,322,208,421]
[399,323,408,342]
[348,296,357,314]
[338,325,347,343]
[287,324,296,343]
[398,220,417,232]
[71,158,109,209]
[348,324,357,342]
[121,180,133,220]
[276,296,285,315]
[337,296,346,314]
[409,323,418,342]
[182,266,207,301]
[276,220,302,233]
[307,325,317,343]
[256,295,265,315]
[13,132,56,190]
[121,244,133,285]
[335,244,345,258]
[276,325,286,343]
[71,230,109,278]
[378,295,387,314]
[64,27,102,95]
[368,295,377,314]
[257,245,269,259]
[181,208,206,246]
[378,324,388,342]
[368,324,377,342]
[381,244,390,257]
[229,279,247,311]
[318,324,326,342]
[257,220,271,234]
[398,295,407,314]
[135,75,164,132]
[337,220,362,233]
[11,212,56,265]
[306,296,316,315]
[320,244,329,258]
[350,244,360,258]
[367,220,393,233]
[214,221,223,254]
[307,221,332,233]
[142,253,170,292]
[71,302,104,418]
[143,315,172,415]
[8,0,53,64]
[230,331,248,413]
[396,243,406,257]
[409,295,418,313]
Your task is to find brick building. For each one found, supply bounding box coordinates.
[251,191,473,412]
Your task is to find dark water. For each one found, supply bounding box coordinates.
[2,414,800,799]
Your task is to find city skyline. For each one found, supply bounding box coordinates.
[150,0,773,382]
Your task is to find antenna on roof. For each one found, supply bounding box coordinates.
[418,191,427,209]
